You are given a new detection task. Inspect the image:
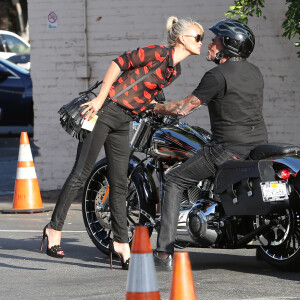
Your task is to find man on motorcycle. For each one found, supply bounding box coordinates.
[153,19,268,270]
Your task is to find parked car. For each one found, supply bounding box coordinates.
[0,30,30,60]
[0,58,33,134]
[7,52,30,71]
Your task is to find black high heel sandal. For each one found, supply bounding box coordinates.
[109,240,130,270]
[40,224,65,259]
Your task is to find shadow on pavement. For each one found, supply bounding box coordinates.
[188,250,300,281]
[0,235,112,269]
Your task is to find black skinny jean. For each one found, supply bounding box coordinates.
[50,100,133,243]
[156,144,244,253]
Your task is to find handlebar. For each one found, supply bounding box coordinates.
[135,111,179,128]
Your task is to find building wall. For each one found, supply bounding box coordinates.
[27,0,300,190]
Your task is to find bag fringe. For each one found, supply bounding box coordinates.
[58,94,90,142]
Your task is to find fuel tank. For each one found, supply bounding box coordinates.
[149,122,212,162]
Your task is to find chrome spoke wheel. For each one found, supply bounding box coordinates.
[256,208,300,270]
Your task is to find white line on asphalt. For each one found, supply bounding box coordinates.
[0,230,86,233]
[238,297,299,300]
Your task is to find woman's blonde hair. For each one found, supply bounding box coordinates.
[166,16,204,47]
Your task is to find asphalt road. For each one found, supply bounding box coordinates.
[0,137,300,299]
[0,203,300,300]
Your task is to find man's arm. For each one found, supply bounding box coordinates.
[154,94,202,116]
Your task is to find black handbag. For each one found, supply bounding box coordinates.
[58,81,103,141]
[58,56,167,142]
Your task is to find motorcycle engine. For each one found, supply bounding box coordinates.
[187,200,220,246]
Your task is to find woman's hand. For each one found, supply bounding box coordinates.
[80,97,104,121]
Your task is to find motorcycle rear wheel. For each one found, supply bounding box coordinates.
[256,208,300,271]
[82,158,156,256]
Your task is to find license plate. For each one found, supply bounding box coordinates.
[260,181,290,202]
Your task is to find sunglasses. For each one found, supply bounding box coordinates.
[184,34,203,43]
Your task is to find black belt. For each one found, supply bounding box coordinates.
[106,98,138,120]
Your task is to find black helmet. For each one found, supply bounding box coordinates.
[209,19,255,58]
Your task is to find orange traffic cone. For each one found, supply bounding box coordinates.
[1,132,50,213]
[125,226,160,300]
[169,252,197,300]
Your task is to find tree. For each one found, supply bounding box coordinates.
[225,0,300,59]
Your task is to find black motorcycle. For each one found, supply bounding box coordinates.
[82,112,300,270]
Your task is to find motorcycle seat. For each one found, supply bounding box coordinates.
[249,143,300,160]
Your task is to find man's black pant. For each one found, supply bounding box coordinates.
[156,144,242,253]
[50,100,133,243]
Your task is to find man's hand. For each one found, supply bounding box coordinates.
[154,94,202,116]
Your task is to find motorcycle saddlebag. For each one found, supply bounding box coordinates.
[214,160,289,215]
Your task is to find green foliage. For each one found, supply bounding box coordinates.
[225,0,300,59]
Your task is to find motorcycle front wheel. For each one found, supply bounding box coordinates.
[82,158,156,256]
